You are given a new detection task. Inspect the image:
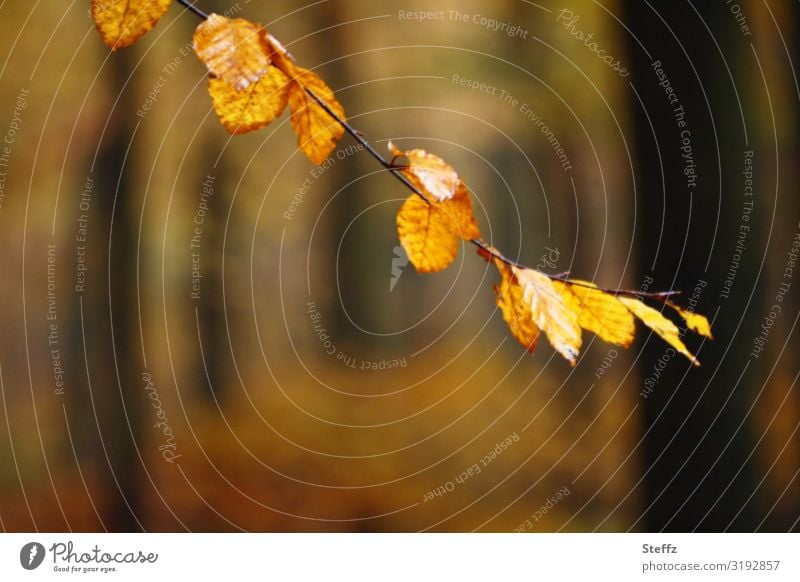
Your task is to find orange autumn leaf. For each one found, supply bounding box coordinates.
[283,67,346,165]
[513,267,582,364]
[91,0,171,50]
[667,301,714,339]
[192,14,294,135]
[553,280,636,347]
[481,245,582,362]
[389,142,460,202]
[484,245,708,365]
[208,67,290,135]
[193,14,272,91]
[262,37,346,163]
[619,297,700,366]
[392,144,481,272]
[494,260,540,351]
[397,184,480,273]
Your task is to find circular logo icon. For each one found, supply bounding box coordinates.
[20,542,46,570]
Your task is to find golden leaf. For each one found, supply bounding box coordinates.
[667,301,714,339]
[619,297,700,366]
[397,184,480,273]
[494,261,540,352]
[388,142,460,202]
[208,67,290,135]
[513,267,582,364]
[91,0,171,50]
[481,247,711,364]
[193,14,272,91]
[285,67,346,165]
[554,280,635,347]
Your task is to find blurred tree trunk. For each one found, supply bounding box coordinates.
[305,3,369,338]
[194,133,228,404]
[750,1,800,530]
[624,2,759,531]
[88,50,145,531]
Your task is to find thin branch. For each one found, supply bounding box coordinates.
[303,87,430,205]
[176,0,208,20]
[303,88,680,299]
[176,0,680,302]
[551,278,682,299]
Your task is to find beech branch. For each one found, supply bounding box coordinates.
[176,0,679,301]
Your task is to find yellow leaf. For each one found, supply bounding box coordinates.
[494,261,539,352]
[207,67,290,135]
[482,244,711,364]
[388,142,460,202]
[554,280,635,347]
[513,267,582,364]
[91,0,171,50]
[619,297,700,366]
[193,14,272,91]
[285,67,346,165]
[397,184,480,273]
[667,301,714,339]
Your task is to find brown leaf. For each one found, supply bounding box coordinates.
[208,67,290,135]
[554,280,635,347]
[619,297,700,366]
[397,184,480,273]
[388,142,460,202]
[91,0,171,50]
[193,14,272,90]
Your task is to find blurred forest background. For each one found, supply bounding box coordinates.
[0,0,797,531]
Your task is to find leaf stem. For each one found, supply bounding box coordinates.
[178,0,680,303]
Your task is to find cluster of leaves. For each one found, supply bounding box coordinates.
[91,0,713,366]
[388,146,711,366]
[93,1,344,163]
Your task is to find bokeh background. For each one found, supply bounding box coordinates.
[0,0,797,532]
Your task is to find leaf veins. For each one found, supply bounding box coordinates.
[397,184,480,273]
[285,67,346,165]
[208,68,290,135]
[193,13,273,90]
[389,142,460,202]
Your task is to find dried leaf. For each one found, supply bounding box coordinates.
[514,267,582,364]
[285,67,346,165]
[494,261,539,351]
[619,297,700,366]
[208,67,290,135]
[667,301,714,339]
[388,142,460,202]
[397,184,480,273]
[91,0,171,50]
[193,14,272,90]
[554,280,635,347]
